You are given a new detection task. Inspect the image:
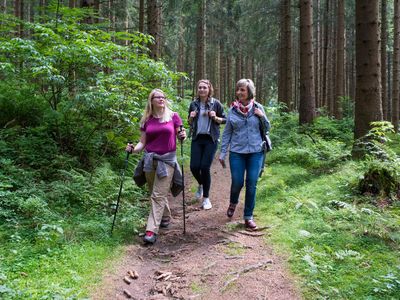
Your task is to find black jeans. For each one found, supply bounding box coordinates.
[190,134,217,198]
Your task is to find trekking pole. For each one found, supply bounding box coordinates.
[110,142,132,235]
[179,125,186,234]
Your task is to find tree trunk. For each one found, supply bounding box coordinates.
[219,42,226,102]
[299,0,316,124]
[354,0,382,140]
[392,0,400,133]
[139,0,144,33]
[177,17,185,98]
[334,0,345,119]
[279,0,292,112]
[314,0,320,110]
[147,0,161,60]
[381,0,389,121]
[69,0,75,8]
[321,0,330,109]
[194,0,206,84]
[1,0,6,13]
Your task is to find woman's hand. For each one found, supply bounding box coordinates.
[190,111,197,118]
[178,127,186,140]
[219,158,226,168]
[254,108,264,117]
[125,143,134,153]
[208,110,216,120]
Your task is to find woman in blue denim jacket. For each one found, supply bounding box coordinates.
[219,79,270,231]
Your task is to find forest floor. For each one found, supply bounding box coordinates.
[92,157,301,300]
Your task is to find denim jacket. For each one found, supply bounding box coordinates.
[188,97,226,143]
[219,101,271,160]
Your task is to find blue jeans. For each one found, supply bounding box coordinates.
[190,135,218,198]
[229,151,264,220]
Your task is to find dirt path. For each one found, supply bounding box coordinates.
[92,157,301,300]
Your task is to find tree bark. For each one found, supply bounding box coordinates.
[354,0,383,140]
[381,0,389,121]
[194,0,206,84]
[1,0,6,13]
[392,0,400,132]
[219,42,226,102]
[139,0,144,33]
[278,0,292,112]
[299,0,316,124]
[334,0,345,119]
[147,0,161,60]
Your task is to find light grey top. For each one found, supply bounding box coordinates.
[197,102,211,134]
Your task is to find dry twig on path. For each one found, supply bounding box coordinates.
[237,230,266,237]
[221,260,273,292]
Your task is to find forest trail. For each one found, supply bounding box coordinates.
[92,157,301,300]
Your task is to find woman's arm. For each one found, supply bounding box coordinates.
[219,110,232,161]
[126,132,146,153]
[188,102,197,125]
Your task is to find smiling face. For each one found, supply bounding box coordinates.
[197,82,210,99]
[236,85,249,102]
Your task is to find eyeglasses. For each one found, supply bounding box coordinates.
[152,96,166,100]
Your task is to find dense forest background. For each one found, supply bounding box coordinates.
[0,0,400,299]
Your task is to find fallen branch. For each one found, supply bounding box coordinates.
[220,230,239,237]
[224,255,244,260]
[155,271,172,280]
[220,274,240,291]
[221,260,273,292]
[229,260,273,275]
[237,230,266,237]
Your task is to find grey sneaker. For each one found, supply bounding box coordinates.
[195,185,203,200]
[202,198,212,210]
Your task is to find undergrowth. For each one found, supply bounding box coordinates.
[257,114,400,299]
[0,129,148,299]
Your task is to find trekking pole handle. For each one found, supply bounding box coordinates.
[126,141,134,155]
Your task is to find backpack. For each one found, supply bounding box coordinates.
[254,103,272,153]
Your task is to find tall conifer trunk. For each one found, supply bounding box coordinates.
[354,0,382,140]
[392,0,400,132]
[299,0,316,124]
[335,0,345,119]
[381,0,389,121]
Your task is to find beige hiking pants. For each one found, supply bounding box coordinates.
[145,163,174,234]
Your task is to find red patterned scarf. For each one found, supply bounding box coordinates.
[231,99,254,116]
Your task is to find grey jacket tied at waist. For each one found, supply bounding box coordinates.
[133,151,183,197]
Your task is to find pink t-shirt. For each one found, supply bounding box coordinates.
[141,113,183,154]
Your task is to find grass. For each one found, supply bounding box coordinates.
[256,160,400,299]
[0,239,124,299]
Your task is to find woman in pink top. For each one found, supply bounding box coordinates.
[126,89,186,244]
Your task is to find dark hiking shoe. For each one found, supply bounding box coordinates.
[160,217,170,228]
[143,231,157,244]
[226,203,237,218]
[245,219,258,231]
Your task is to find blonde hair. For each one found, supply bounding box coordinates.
[140,89,174,126]
[196,79,214,98]
[236,78,256,100]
